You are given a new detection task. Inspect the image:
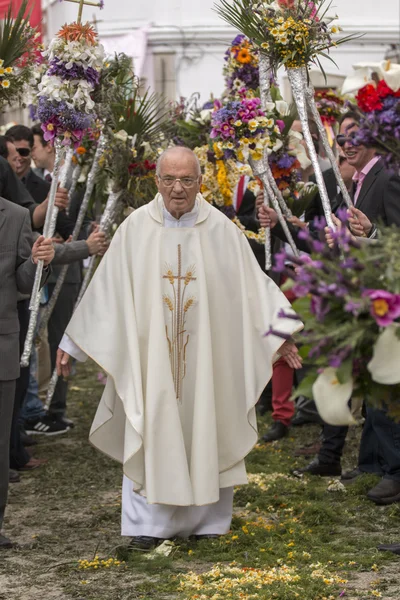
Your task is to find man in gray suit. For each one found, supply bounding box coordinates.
[0,198,54,548]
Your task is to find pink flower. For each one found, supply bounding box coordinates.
[363,289,400,326]
[276,119,285,133]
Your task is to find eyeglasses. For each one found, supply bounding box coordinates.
[336,134,359,148]
[15,147,31,157]
[159,176,199,189]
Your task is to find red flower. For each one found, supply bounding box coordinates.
[356,84,383,112]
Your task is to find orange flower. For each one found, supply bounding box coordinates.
[58,22,98,44]
[76,146,87,155]
[236,48,252,64]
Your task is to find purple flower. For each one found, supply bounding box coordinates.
[48,58,100,86]
[362,289,400,326]
[310,295,330,321]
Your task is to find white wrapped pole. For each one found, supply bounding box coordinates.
[66,162,82,215]
[44,189,122,410]
[287,67,335,229]
[305,82,353,209]
[20,139,67,367]
[37,134,108,341]
[249,157,299,258]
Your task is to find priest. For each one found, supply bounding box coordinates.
[56,147,302,550]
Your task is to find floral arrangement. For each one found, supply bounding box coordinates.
[216,0,356,74]
[354,79,400,172]
[0,0,40,111]
[273,216,400,422]
[37,22,105,146]
[210,93,281,162]
[223,34,259,96]
[314,89,344,125]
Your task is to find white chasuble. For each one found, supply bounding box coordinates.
[64,194,302,507]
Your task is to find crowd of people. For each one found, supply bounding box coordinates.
[1,103,400,558]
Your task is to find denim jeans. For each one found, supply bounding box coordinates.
[20,347,45,423]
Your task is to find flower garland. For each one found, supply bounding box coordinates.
[216,0,356,73]
[354,79,400,172]
[37,22,105,146]
[223,34,259,97]
[210,93,281,162]
[0,1,40,111]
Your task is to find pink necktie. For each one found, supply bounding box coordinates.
[353,172,365,205]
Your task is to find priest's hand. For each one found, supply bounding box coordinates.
[56,348,72,378]
[278,341,302,370]
[258,205,278,229]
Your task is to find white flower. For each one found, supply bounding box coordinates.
[272,139,283,152]
[288,130,311,170]
[275,100,289,116]
[312,368,356,426]
[367,324,400,384]
[114,129,129,142]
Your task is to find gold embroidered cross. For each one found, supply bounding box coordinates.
[163,245,196,402]
[64,0,103,24]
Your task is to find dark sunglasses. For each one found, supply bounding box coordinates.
[336,134,359,148]
[16,147,31,157]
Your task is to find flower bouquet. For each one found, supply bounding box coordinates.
[273,215,400,424]
[354,79,400,173]
[223,34,259,97]
[0,0,40,111]
[216,0,358,226]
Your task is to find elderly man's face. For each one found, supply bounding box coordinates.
[156,151,201,220]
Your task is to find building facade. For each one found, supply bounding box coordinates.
[36,1,400,102]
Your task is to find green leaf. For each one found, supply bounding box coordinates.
[336,359,353,385]
[291,371,319,401]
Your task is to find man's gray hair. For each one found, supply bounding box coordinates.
[156,146,201,176]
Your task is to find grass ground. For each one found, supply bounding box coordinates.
[1,360,399,600]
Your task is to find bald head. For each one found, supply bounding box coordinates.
[155,146,202,220]
[156,146,201,177]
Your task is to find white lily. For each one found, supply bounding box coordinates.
[312,368,356,426]
[367,324,400,385]
[275,100,289,116]
[114,129,129,143]
[341,60,400,94]
[288,130,311,170]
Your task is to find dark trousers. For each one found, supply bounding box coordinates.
[9,301,30,469]
[359,407,400,481]
[0,380,16,529]
[47,282,80,418]
[318,424,348,465]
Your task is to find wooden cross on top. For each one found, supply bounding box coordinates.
[64,0,103,24]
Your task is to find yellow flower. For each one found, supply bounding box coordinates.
[0,59,3,67]
[0,68,5,76]
[248,119,258,131]
[241,525,249,534]
[231,535,239,540]
[1,79,10,88]
[188,549,194,555]
[271,28,280,37]
[261,42,270,50]
[5,67,12,74]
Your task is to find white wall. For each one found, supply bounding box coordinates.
[42,0,400,103]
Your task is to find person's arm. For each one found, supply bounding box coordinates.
[52,229,108,265]
[15,213,54,294]
[258,205,311,253]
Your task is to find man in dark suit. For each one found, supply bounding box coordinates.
[0,198,54,548]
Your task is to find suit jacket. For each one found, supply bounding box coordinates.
[24,169,77,241]
[0,156,37,221]
[304,168,338,222]
[348,159,400,227]
[0,197,47,380]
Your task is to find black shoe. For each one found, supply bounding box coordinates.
[0,534,13,549]
[367,479,400,505]
[9,469,20,483]
[341,467,363,483]
[128,536,162,551]
[54,416,75,429]
[261,421,288,443]
[378,543,400,555]
[291,415,320,427]
[293,458,341,477]
[25,415,70,436]
[20,428,38,447]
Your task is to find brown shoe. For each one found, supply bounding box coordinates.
[294,440,322,457]
[18,457,48,471]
